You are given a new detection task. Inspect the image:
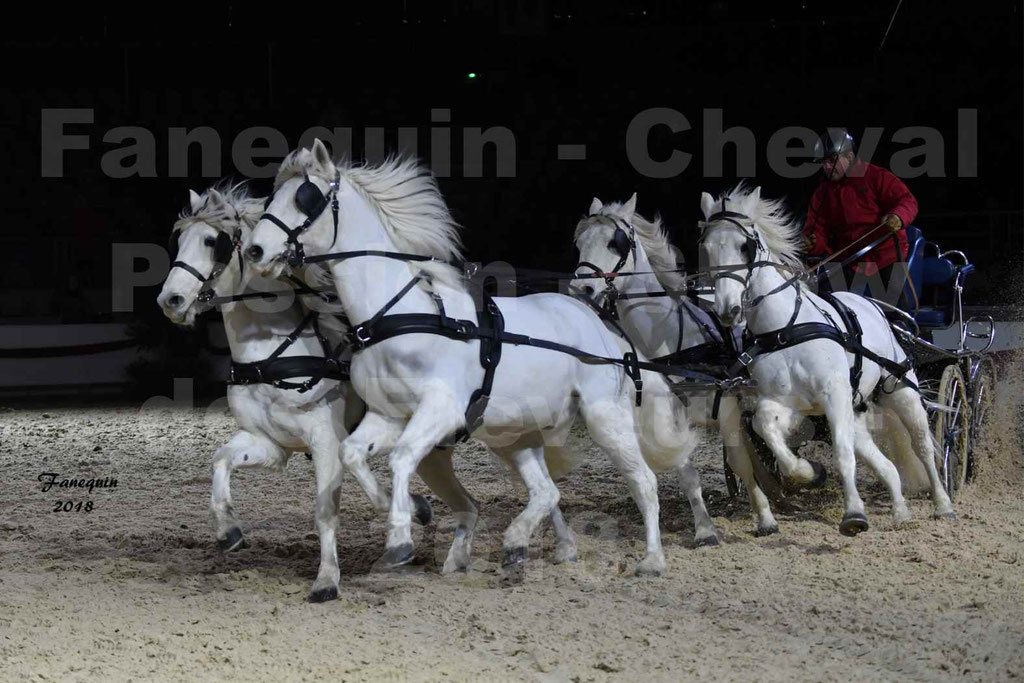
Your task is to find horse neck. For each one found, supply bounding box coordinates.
[217,259,312,363]
[328,193,447,324]
[745,257,801,333]
[615,246,710,358]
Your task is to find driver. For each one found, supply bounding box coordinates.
[803,128,917,305]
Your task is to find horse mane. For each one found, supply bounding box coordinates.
[174,180,264,234]
[276,152,465,290]
[574,201,687,291]
[720,182,805,271]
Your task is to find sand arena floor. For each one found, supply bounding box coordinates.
[1,367,1022,682]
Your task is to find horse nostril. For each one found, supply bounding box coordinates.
[167,294,184,309]
[729,305,741,318]
[245,244,263,262]
[583,285,595,296]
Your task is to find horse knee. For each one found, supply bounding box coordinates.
[340,443,368,469]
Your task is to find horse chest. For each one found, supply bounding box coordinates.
[228,386,316,449]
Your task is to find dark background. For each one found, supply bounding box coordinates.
[2,0,1022,324]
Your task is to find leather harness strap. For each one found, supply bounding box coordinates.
[228,309,350,393]
[729,306,918,395]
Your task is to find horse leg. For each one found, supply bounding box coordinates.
[677,460,720,547]
[548,506,579,564]
[539,446,578,564]
[878,381,956,519]
[307,426,346,603]
[719,396,778,536]
[338,410,403,514]
[415,447,479,574]
[853,413,911,523]
[210,430,286,552]
[376,390,467,569]
[821,384,869,535]
[583,399,665,577]
[494,446,562,569]
[752,400,824,485]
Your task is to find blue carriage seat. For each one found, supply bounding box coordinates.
[901,225,974,328]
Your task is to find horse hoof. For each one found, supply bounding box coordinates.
[308,585,339,603]
[553,545,579,565]
[499,563,525,587]
[755,524,779,538]
[501,546,528,568]
[634,554,665,577]
[635,564,664,578]
[442,558,471,575]
[695,534,720,548]
[411,494,433,526]
[933,511,958,521]
[808,461,827,489]
[218,527,245,552]
[375,543,415,570]
[839,512,869,537]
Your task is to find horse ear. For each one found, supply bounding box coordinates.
[622,192,637,218]
[189,189,203,213]
[588,197,603,215]
[700,191,716,219]
[206,189,226,210]
[749,186,761,207]
[311,138,333,174]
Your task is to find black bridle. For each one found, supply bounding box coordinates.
[574,215,639,318]
[695,199,809,316]
[167,223,244,305]
[696,205,767,292]
[575,215,637,279]
[260,172,341,267]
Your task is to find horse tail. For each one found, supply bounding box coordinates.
[871,404,932,494]
[542,445,586,481]
[634,371,697,472]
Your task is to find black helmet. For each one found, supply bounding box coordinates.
[812,127,855,163]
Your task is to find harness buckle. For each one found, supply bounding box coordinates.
[352,325,371,348]
[737,351,754,366]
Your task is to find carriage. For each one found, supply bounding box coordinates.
[872,224,995,499]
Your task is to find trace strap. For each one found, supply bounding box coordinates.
[345,269,732,439]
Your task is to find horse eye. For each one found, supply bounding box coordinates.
[204,236,217,247]
[739,243,749,253]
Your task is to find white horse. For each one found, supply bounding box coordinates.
[156,184,459,601]
[246,140,702,576]
[572,194,827,537]
[697,184,955,534]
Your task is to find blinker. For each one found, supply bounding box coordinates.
[609,227,632,258]
[295,175,327,216]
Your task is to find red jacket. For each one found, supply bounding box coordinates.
[803,161,918,274]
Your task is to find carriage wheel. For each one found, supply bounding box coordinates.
[967,361,995,480]
[934,364,970,500]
